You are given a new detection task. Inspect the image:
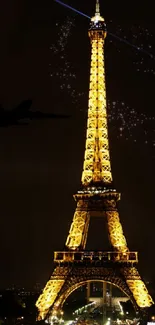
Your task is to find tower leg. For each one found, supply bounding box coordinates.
[36,266,71,320]
[65,199,90,250]
[121,266,153,308]
[106,210,128,253]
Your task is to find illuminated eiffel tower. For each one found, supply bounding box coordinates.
[36,0,153,320]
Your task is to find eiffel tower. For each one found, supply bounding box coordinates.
[36,0,153,320]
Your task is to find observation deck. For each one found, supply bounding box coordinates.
[54,251,138,265]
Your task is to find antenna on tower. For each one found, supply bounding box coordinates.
[95,0,100,15]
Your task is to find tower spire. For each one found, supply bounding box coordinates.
[95,0,100,15]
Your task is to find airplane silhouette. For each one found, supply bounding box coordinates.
[0,100,70,127]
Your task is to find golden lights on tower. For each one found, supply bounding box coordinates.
[36,0,153,319]
[81,3,112,187]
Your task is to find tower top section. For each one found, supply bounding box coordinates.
[89,0,107,39]
[91,0,104,23]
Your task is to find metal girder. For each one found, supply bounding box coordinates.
[36,267,71,320]
[81,33,112,186]
[36,279,64,320]
[106,210,128,253]
[122,267,153,308]
[65,200,90,250]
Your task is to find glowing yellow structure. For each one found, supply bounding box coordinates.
[36,0,153,320]
[82,8,112,186]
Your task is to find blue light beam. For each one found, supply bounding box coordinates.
[54,0,90,19]
[54,0,155,60]
[108,32,155,60]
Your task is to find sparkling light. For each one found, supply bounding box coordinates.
[49,16,76,97]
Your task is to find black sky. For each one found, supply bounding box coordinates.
[0,0,155,290]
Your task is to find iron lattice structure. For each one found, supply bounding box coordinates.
[36,0,153,320]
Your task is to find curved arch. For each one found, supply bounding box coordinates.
[61,280,133,307]
[52,276,138,314]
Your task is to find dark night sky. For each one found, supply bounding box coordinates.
[0,0,155,290]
